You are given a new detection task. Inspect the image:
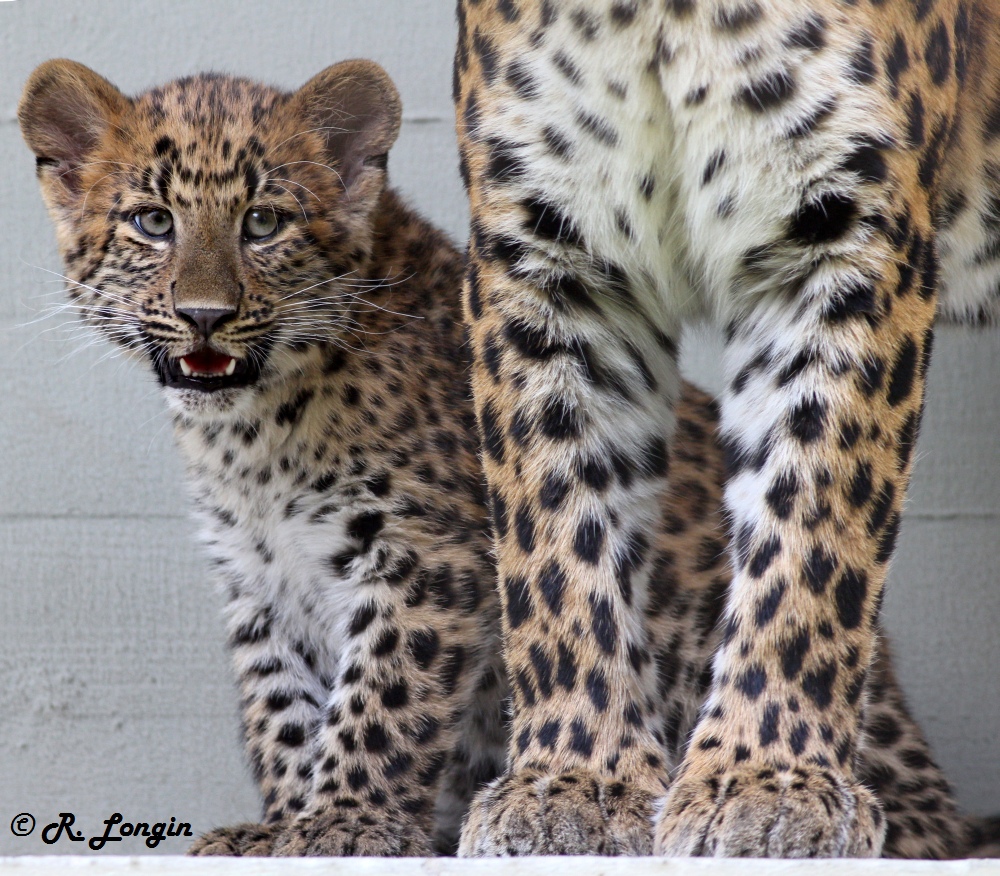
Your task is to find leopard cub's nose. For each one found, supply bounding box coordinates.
[176,307,237,340]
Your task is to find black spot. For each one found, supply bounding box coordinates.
[835,567,868,630]
[590,595,617,654]
[737,665,767,700]
[789,721,811,755]
[539,395,581,440]
[538,719,561,749]
[557,641,577,690]
[804,547,837,594]
[485,138,527,184]
[277,723,306,748]
[781,629,811,679]
[896,410,920,471]
[884,35,911,101]
[788,191,858,246]
[639,436,669,477]
[574,516,605,564]
[480,401,505,462]
[824,277,879,325]
[785,13,826,50]
[381,680,409,709]
[466,264,483,320]
[842,136,890,185]
[348,603,377,637]
[504,317,561,360]
[586,668,610,711]
[702,150,726,186]
[847,461,874,507]
[472,29,499,84]
[924,19,952,86]
[497,0,520,22]
[348,511,384,551]
[737,68,795,112]
[515,504,536,553]
[575,110,618,146]
[538,560,566,615]
[759,703,781,746]
[867,482,896,536]
[539,471,569,509]
[905,96,928,159]
[363,723,390,753]
[801,662,837,709]
[789,397,827,443]
[848,36,876,84]
[523,648,553,703]
[552,51,582,85]
[765,471,799,519]
[577,455,612,491]
[275,389,315,426]
[756,579,786,627]
[886,336,918,406]
[715,1,762,32]
[516,671,536,707]
[610,0,638,26]
[153,135,175,157]
[875,511,901,565]
[748,535,781,578]
[505,576,533,628]
[569,719,595,757]
[867,713,902,747]
[407,628,440,669]
[666,0,694,15]
[490,489,509,538]
[522,196,583,246]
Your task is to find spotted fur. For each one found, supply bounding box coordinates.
[19,59,995,859]
[453,0,999,858]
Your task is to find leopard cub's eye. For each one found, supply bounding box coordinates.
[134,208,174,238]
[243,208,281,241]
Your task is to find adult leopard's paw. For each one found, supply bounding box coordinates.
[654,764,885,857]
[459,769,656,856]
[187,821,284,856]
[271,809,433,856]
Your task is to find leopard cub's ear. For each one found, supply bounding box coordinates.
[291,60,402,193]
[18,59,130,201]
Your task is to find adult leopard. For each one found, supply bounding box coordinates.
[453,0,999,858]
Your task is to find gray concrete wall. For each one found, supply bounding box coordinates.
[0,0,996,857]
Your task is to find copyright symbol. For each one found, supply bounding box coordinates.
[11,813,35,837]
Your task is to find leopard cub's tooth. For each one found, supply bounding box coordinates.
[179,358,193,377]
[225,358,237,377]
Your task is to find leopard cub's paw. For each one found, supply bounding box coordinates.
[271,808,433,857]
[187,820,285,856]
[459,768,656,857]
[655,763,885,858]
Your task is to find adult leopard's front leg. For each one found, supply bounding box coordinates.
[455,3,686,855]
[653,3,955,857]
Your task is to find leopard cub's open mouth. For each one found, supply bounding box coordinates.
[159,346,259,392]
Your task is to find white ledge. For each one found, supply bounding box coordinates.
[1,858,999,876]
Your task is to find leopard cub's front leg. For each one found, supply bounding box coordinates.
[190,535,492,857]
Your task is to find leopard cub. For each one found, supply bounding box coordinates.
[19,59,996,858]
[20,59,504,856]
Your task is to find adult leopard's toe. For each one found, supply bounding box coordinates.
[655,764,884,858]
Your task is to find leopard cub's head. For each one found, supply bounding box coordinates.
[19,60,401,415]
